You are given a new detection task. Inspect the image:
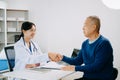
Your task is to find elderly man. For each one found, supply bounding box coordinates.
[52,16,114,80]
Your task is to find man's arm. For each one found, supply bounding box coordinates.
[62,50,83,65]
[75,41,113,73]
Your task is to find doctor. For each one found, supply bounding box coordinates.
[14,21,55,70]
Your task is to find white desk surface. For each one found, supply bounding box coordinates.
[3,69,80,80]
[62,71,83,80]
[0,74,7,79]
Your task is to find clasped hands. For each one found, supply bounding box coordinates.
[25,52,62,69]
[48,52,75,71]
[25,52,75,71]
[48,52,63,62]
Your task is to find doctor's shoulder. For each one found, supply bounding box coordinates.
[14,38,24,47]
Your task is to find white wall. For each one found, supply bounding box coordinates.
[7,0,120,68]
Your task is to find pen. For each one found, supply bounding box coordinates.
[47,61,50,63]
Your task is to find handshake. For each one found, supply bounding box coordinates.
[48,52,75,71]
[48,52,63,62]
[26,52,75,71]
[25,52,63,69]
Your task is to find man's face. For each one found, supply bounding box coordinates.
[83,18,96,38]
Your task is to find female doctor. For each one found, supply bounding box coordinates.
[14,21,55,70]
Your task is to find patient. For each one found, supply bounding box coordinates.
[50,16,114,80]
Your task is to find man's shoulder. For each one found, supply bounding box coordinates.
[96,35,112,48]
[83,39,89,44]
[82,39,89,47]
[99,35,110,43]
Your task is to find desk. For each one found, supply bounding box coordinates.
[0,74,7,80]
[2,69,82,80]
[62,71,83,80]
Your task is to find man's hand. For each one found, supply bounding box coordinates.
[61,65,75,71]
[48,52,58,61]
[55,53,63,62]
[48,52,63,62]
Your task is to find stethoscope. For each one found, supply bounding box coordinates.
[22,37,38,55]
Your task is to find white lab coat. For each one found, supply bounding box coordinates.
[14,37,49,70]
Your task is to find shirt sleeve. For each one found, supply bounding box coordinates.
[62,50,83,65]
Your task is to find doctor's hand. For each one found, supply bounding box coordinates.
[55,53,63,62]
[48,52,63,62]
[25,63,40,68]
[61,65,75,71]
[48,52,58,61]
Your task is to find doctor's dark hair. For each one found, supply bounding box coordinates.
[17,21,36,41]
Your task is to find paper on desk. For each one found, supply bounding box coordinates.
[40,61,64,70]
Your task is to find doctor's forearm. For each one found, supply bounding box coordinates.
[25,63,39,68]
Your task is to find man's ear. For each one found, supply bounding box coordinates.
[93,24,97,31]
[93,24,97,28]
